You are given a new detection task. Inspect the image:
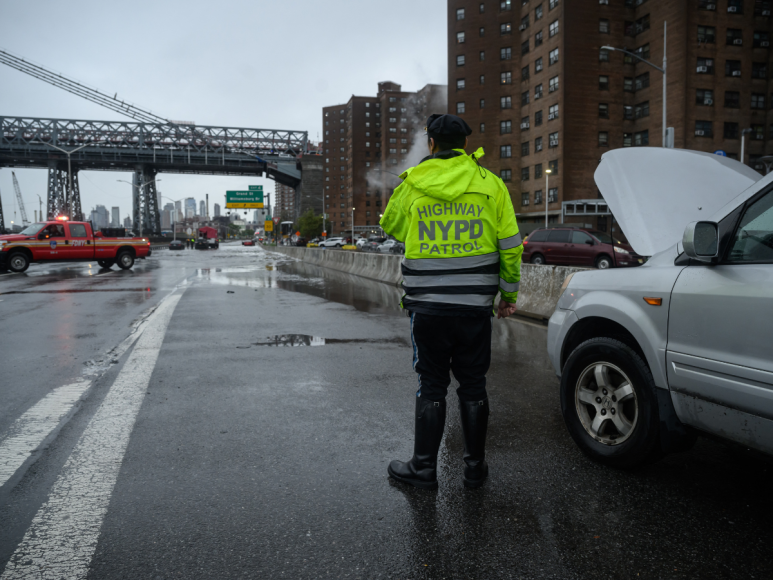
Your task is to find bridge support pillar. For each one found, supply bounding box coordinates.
[132,166,161,236]
[46,162,68,220]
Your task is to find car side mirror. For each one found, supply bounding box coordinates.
[38,232,47,240]
[683,221,718,262]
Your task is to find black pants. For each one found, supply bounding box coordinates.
[410,312,492,403]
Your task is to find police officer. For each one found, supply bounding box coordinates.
[380,114,522,490]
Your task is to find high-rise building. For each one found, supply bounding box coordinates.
[275,183,296,221]
[123,216,132,230]
[90,205,110,230]
[322,81,447,235]
[175,200,183,222]
[199,200,206,217]
[185,198,196,218]
[214,203,221,217]
[448,0,773,235]
[111,207,120,227]
[162,203,174,229]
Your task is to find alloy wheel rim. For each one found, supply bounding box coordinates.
[121,255,131,266]
[575,362,638,445]
[598,259,610,269]
[11,256,25,270]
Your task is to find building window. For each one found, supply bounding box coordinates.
[752,62,768,79]
[696,89,714,105]
[548,188,558,203]
[549,19,559,37]
[521,115,530,129]
[456,8,465,19]
[535,4,543,19]
[501,169,512,181]
[599,131,609,146]
[457,79,466,90]
[501,0,511,10]
[501,47,512,60]
[728,0,743,13]
[727,28,743,45]
[635,101,650,118]
[521,39,530,55]
[535,136,543,151]
[457,55,465,66]
[549,48,559,65]
[549,0,559,8]
[755,1,772,15]
[456,102,466,114]
[480,27,485,37]
[521,142,530,156]
[535,84,543,99]
[725,91,740,107]
[599,19,610,33]
[535,189,543,205]
[754,31,771,47]
[480,123,485,132]
[548,159,558,174]
[521,66,529,80]
[535,110,543,125]
[481,2,487,12]
[501,145,513,158]
[599,103,609,118]
[699,0,717,9]
[549,132,558,147]
[634,130,649,146]
[501,120,513,134]
[535,163,543,178]
[599,75,609,90]
[480,74,485,83]
[549,75,559,92]
[480,98,485,108]
[624,77,634,91]
[502,95,513,108]
[535,57,543,72]
[695,120,713,137]
[752,124,765,139]
[521,91,529,105]
[635,72,650,90]
[522,192,530,206]
[697,57,715,74]
[698,25,716,43]
[456,32,466,45]
[549,104,559,119]
[724,122,739,139]
[504,71,515,84]
[752,93,766,109]
[725,60,741,76]
[599,48,610,62]
[503,22,514,34]
[535,30,544,46]
[522,167,530,181]
[480,51,486,61]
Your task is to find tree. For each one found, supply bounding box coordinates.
[244,229,255,237]
[297,209,326,239]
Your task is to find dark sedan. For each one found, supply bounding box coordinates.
[169,240,185,250]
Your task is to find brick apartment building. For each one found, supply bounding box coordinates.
[449,0,773,235]
[323,82,447,236]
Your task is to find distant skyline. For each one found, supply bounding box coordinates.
[0,0,446,225]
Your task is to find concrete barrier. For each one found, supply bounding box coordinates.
[266,246,588,319]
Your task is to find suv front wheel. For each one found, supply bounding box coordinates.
[560,338,662,467]
[595,255,613,269]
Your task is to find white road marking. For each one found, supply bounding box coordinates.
[0,291,184,580]
[0,380,93,488]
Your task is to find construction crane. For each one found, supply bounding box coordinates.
[12,172,29,226]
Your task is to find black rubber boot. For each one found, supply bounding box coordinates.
[388,397,446,490]
[459,398,490,488]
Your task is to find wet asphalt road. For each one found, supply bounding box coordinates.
[1,244,772,579]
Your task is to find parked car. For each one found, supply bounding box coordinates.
[169,239,185,250]
[318,237,345,248]
[389,242,405,254]
[523,227,645,269]
[295,237,308,247]
[377,239,398,253]
[548,147,772,467]
[242,239,254,246]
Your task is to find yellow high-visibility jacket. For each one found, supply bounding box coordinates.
[380,148,522,316]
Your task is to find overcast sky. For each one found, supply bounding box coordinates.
[0,0,447,226]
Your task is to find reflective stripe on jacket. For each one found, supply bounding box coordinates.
[380,147,522,316]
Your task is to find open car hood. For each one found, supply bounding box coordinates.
[594,148,763,256]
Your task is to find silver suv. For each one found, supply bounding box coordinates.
[548,148,773,466]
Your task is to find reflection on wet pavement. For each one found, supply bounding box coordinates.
[241,334,409,348]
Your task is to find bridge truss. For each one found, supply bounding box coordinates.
[0,116,308,233]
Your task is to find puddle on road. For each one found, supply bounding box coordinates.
[0,288,155,295]
[237,334,408,348]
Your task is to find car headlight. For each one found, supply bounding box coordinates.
[0,241,6,249]
[614,246,630,255]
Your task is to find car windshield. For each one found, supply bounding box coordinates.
[19,223,45,236]
[588,230,615,244]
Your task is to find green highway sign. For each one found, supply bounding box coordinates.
[248,185,263,191]
[226,189,264,208]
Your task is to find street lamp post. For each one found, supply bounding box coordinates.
[351,207,355,243]
[32,140,107,218]
[117,178,161,238]
[741,128,753,165]
[602,21,667,147]
[544,169,552,227]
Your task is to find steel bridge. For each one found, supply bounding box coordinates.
[0,116,308,234]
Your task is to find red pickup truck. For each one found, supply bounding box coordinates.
[0,219,151,273]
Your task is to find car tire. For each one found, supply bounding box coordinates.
[97,260,115,269]
[530,253,545,265]
[116,251,135,270]
[335,244,341,248]
[596,255,613,269]
[8,252,30,273]
[560,337,663,468]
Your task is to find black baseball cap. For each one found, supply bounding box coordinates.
[425,114,472,139]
